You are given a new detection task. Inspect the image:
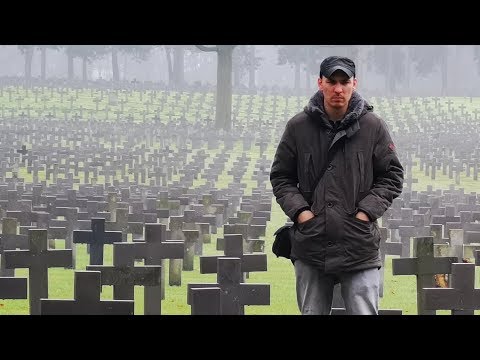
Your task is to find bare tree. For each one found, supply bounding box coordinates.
[62,46,108,81]
[248,45,257,91]
[231,45,262,91]
[17,46,34,83]
[36,46,60,80]
[161,46,197,89]
[195,45,237,130]
[277,45,333,93]
[411,45,449,96]
[277,45,304,91]
[112,46,119,81]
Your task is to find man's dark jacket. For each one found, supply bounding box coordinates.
[270,91,404,273]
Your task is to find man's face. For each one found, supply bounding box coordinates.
[318,71,357,110]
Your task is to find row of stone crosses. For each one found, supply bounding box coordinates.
[0,165,479,314]
[0,178,273,315]
[0,87,479,313]
[0,133,275,314]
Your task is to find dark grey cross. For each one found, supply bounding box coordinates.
[376,227,389,298]
[201,212,217,234]
[40,271,134,315]
[200,234,267,277]
[190,287,221,315]
[87,242,161,314]
[465,231,480,244]
[398,225,431,257]
[430,223,445,244]
[458,209,475,223]
[472,108,480,120]
[445,99,454,111]
[27,161,45,184]
[127,221,144,241]
[444,221,464,240]
[128,211,157,224]
[105,208,129,242]
[182,229,200,271]
[93,97,102,111]
[252,210,271,221]
[237,210,253,224]
[249,223,266,239]
[384,238,402,257]
[422,263,480,315]
[3,229,72,315]
[432,213,460,228]
[0,217,29,276]
[55,189,87,209]
[134,224,184,305]
[73,218,122,265]
[434,228,469,263]
[0,277,27,299]
[45,226,68,248]
[6,209,35,227]
[167,215,187,284]
[187,257,270,315]
[382,215,414,241]
[78,200,104,220]
[392,236,457,315]
[251,217,267,226]
[195,222,211,249]
[52,206,78,249]
[16,145,27,156]
[6,190,20,211]
[219,223,263,253]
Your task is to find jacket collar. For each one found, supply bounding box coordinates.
[304,90,373,131]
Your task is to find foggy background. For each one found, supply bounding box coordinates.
[1,45,478,97]
[0,44,479,316]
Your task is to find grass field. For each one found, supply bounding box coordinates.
[1,139,479,315]
[1,89,479,314]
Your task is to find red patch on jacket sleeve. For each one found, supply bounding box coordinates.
[388,143,396,151]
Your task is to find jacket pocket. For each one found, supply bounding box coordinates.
[342,213,379,259]
[297,215,317,231]
[352,214,370,225]
[357,151,365,192]
[294,214,321,241]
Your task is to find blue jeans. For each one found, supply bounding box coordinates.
[294,260,379,315]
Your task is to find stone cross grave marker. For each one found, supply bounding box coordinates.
[422,263,480,315]
[0,217,29,276]
[87,242,162,314]
[0,277,27,300]
[3,229,72,315]
[105,208,129,242]
[392,236,457,315]
[40,271,134,315]
[73,218,122,265]
[134,224,184,305]
[190,287,221,315]
[200,234,267,280]
[187,257,270,315]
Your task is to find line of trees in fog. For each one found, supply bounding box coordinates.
[3,45,480,97]
[13,45,260,91]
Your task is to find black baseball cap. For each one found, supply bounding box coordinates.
[319,56,355,78]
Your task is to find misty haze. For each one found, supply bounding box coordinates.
[0,45,478,316]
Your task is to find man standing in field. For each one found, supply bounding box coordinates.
[270,56,404,315]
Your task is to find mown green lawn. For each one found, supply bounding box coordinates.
[1,93,480,314]
[2,197,479,315]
